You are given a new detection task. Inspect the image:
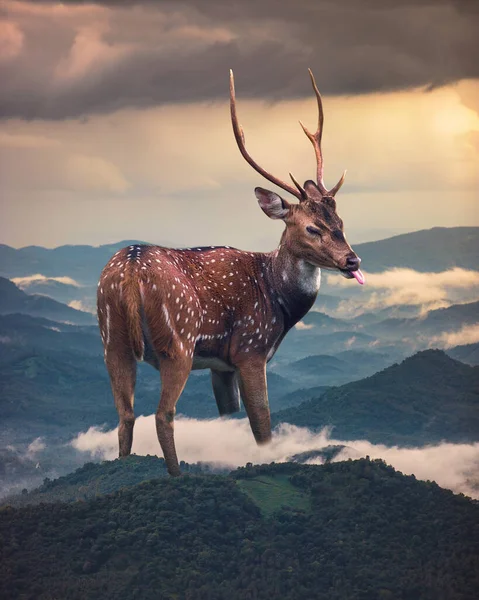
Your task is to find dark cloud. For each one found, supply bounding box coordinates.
[1,0,478,120]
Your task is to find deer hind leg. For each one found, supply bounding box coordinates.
[237,360,272,445]
[105,347,137,458]
[157,355,192,476]
[211,370,241,416]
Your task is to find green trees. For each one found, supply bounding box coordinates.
[1,459,478,599]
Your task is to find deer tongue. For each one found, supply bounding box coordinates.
[350,269,365,285]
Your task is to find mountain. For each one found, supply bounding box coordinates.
[277,328,379,360]
[1,459,478,600]
[12,276,96,311]
[369,301,479,339]
[0,313,101,358]
[1,228,477,286]
[447,342,479,366]
[273,354,353,388]
[351,303,424,324]
[0,277,95,325]
[353,226,479,272]
[272,349,396,388]
[2,455,205,507]
[272,350,479,445]
[0,240,145,284]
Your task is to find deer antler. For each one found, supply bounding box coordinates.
[300,69,346,197]
[229,70,305,201]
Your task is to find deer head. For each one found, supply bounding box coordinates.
[230,69,365,285]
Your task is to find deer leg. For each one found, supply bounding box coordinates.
[105,349,137,458]
[211,370,241,416]
[237,361,272,445]
[157,356,192,476]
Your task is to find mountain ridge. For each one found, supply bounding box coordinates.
[272,349,479,445]
[1,227,478,283]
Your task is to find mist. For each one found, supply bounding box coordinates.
[326,267,479,317]
[11,274,82,287]
[71,416,479,499]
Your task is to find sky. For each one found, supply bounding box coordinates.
[1,0,478,250]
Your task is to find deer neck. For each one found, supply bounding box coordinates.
[267,242,321,328]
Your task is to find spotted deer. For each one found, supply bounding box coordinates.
[97,69,364,476]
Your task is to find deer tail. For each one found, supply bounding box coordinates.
[122,275,144,361]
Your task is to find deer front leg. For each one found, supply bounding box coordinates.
[157,356,192,476]
[237,360,272,445]
[211,370,241,416]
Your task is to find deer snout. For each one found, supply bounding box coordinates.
[345,255,361,271]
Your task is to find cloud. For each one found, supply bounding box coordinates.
[0,131,61,148]
[0,20,24,62]
[328,268,479,315]
[71,415,479,498]
[65,153,130,193]
[295,321,314,330]
[1,0,478,119]
[26,437,46,459]
[68,300,94,313]
[11,274,81,287]
[429,322,479,348]
[1,77,478,250]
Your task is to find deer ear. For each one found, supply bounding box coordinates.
[254,187,291,220]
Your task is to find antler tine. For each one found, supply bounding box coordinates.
[301,69,346,198]
[298,68,327,195]
[289,172,306,199]
[328,169,347,197]
[229,70,303,200]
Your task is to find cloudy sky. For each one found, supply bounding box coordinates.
[1,0,478,250]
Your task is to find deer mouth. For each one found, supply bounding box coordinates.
[340,268,365,285]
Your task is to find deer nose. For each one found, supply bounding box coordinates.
[346,255,361,271]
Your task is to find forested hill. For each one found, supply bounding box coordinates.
[272,349,479,445]
[1,459,478,600]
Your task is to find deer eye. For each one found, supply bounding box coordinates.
[306,226,322,238]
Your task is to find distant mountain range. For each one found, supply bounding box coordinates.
[447,342,479,366]
[0,277,94,325]
[368,300,479,339]
[270,350,393,387]
[1,228,477,286]
[353,226,479,272]
[0,239,145,283]
[272,350,479,445]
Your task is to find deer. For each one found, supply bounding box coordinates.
[97,69,365,476]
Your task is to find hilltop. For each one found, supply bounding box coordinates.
[1,458,478,600]
[272,350,479,445]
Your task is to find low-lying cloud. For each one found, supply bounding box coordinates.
[72,416,479,498]
[429,322,479,349]
[68,300,95,313]
[11,273,81,288]
[328,268,479,316]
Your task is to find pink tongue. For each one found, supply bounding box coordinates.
[351,268,365,285]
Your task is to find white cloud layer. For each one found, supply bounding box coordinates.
[11,274,81,287]
[429,322,479,349]
[328,268,479,315]
[71,416,479,499]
